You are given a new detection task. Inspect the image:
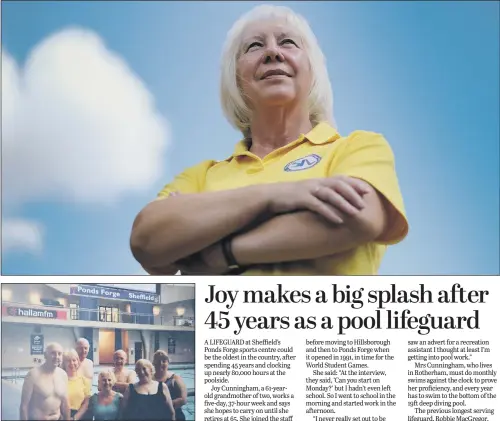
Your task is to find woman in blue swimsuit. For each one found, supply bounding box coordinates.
[78,371,122,420]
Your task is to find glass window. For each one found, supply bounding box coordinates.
[174,317,194,327]
[69,303,79,320]
[99,306,120,323]
[99,307,106,322]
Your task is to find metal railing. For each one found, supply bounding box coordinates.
[6,368,22,383]
[1,301,195,327]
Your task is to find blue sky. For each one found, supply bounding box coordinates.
[2,1,499,275]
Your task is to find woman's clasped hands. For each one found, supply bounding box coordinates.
[267,175,370,224]
[176,175,370,275]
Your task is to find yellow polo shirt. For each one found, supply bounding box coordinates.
[68,375,92,410]
[158,122,408,275]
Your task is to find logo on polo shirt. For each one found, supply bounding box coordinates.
[284,154,322,172]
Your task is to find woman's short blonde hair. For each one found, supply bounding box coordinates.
[62,349,80,371]
[220,4,335,135]
[98,370,116,386]
[135,359,155,375]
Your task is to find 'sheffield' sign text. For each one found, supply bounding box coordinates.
[70,284,159,304]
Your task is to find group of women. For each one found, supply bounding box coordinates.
[64,349,187,420]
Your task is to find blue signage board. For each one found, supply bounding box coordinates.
[70,284,159,304]
[31,334,44,355]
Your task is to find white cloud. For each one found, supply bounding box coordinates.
[2,27,169,206]
[2,218,44,254]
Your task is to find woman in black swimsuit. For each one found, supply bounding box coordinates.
[153,350,188,421]
[121,359,175,421]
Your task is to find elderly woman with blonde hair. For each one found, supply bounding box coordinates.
[62,349,92,420]
[76,370,123,420]
[153,350,188,420]
[121,359,175,420]
[131,4,409,276]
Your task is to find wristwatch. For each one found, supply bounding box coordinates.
[221,237,240,271]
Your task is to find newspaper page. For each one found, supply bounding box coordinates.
[1,1,499,421]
